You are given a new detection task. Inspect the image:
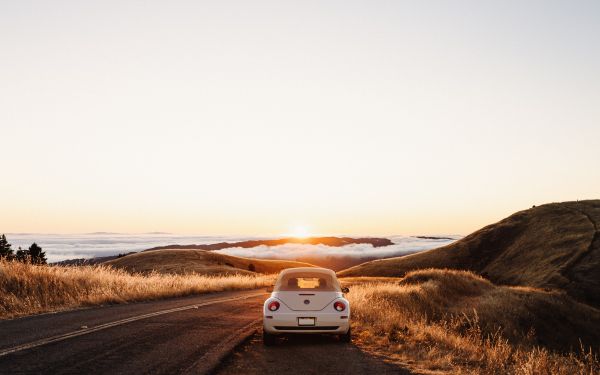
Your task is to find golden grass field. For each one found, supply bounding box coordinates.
[344,269,600,375]
[0,260,273,320]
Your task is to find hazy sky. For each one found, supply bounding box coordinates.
[1,1,599,236]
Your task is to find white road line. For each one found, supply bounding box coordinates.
[0,292,264,358]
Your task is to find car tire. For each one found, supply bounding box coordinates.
[340,326,352,343]
[263,329,276,346]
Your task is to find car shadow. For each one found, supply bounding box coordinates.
[215,332,413,374]
[274,333,344,346]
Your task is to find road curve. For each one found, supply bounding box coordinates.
[0,290,266,375]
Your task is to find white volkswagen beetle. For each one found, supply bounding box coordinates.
[263,267,351,345]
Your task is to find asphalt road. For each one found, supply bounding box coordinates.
[0,290,411,375]
[0,290,266,375]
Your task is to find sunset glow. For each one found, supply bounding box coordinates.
[289,226,311,239]
[1,1,599,236]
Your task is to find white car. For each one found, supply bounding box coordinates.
[263,267,351,345]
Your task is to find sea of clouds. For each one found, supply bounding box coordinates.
[4,233,460,263]
[214,235,459,260]
[5,234,270,263]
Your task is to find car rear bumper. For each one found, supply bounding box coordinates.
[263,312,350,334]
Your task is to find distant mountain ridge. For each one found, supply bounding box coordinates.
[339,200,600,308]
[145,236,393,251]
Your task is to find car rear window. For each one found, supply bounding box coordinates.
[275,272,340,291]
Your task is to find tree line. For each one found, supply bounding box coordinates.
[0,234,47,264]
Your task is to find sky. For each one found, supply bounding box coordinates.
[1,0,599,236]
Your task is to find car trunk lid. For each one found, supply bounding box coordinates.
[275,291,337,311]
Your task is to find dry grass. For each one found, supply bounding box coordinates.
[344,269,600,375]
[0,260,273,320]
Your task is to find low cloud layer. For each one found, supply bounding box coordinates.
[6,234,267,263]
[215,236,457,260]
[5,233,459,264]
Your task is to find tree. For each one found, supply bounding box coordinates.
[0,234,14,260]
[16,247,30,263]
[248,263,256,272]
[28,243,47,264]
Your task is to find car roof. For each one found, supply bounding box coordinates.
[278,267,335,276]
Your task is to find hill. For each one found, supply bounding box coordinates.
[104,249,315,275]
[339,200,600,307]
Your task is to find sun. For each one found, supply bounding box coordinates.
[289,225,311,239]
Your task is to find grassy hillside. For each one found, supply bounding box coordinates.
[339,200,600,307]
[0,260,272,319]
[104,249,315,275]
[346,269,599,374]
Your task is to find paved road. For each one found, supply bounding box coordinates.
[0,290,266,375]
[0,289,412,375]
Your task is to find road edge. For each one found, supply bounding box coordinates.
[183,318,262,375]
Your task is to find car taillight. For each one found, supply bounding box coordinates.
[268,301,280,311]
[334,301,346,312]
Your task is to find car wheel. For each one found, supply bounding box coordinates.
[263,329,276,346]
[340,326,352,343]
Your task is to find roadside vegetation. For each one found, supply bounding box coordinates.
[344,269,600,375]
[0,259,273,320]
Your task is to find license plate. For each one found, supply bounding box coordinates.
[298,317,315,326]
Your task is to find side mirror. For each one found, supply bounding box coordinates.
[342,287,350,293]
